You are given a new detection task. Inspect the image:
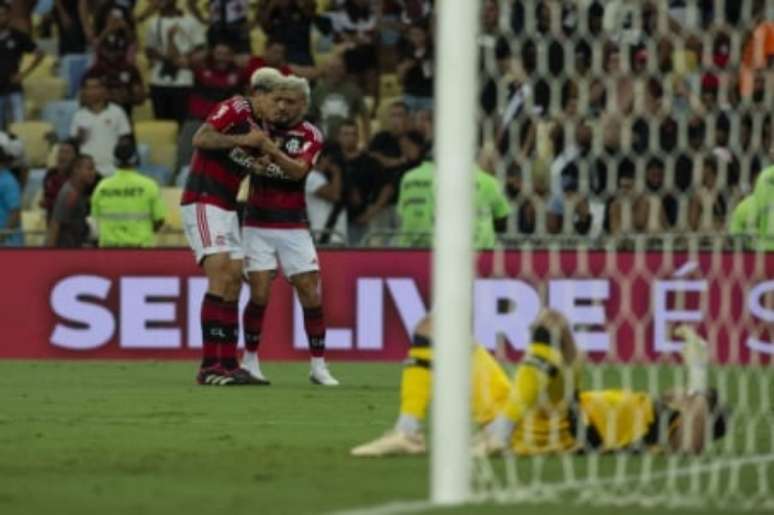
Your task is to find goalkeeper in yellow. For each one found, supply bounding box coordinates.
[351,309,729,457]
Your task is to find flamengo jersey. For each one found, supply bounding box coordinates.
[244,120,324,229]
[181,96,262,211]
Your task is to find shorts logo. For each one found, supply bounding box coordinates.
[216,235,226,246]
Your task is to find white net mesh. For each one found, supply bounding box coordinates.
[472,0,773,510]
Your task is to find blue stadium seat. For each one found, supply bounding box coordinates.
[23,168,47,210]
[139,164,172,186]
[175,165,190,187]
[41,100,79,142]
[59,54,92,98]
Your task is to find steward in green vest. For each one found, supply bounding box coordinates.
[91,137,166,247]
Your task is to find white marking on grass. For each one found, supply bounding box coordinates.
[331,454,774,515]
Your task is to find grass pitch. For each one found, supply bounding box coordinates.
[0,361,771,515]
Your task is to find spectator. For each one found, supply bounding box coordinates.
[145,0,205,123]
[258,0,319,67]
[546,163,593,235]
[329,0,380,100]
[738,13,774,99]
[369,100,411,172]
[46,153,97,247]
[80,0,136,49]
[606,161,638,236]
[83,28,145,117]
[0,0,44,130]
[41,139,79,223]
[187,0,251,57]
[310,53,369,142]
[188,40,243,121]
[0,142,21,246]
[337,119,385,246]
[396,21,433,111]
[305,142,347,245]
[633,157,673,233]
[361,129,427,236]
[688,155,727,232]
[413,107,433,147]
[70,76,133,176]
[240,38,302,86]
[52,0,89,55]
[509,162,550,235]
[91,136,166,247]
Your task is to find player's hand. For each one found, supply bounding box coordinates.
[238,129,268,149]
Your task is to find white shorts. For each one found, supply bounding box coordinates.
[181,203,244,264]
[243,227,319,277]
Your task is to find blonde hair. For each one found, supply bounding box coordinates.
[279,74,311,106]
[250,67,284,93]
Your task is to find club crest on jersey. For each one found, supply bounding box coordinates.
[284,137,302,155]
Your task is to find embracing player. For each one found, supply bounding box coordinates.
[239,75,340,386]
[181,68,282,386]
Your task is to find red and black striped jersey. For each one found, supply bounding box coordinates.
[181,95,262,211]
[244,120,324,229]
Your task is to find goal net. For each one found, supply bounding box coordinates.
[466,0,774,511]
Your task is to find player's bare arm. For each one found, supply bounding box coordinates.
[192,123,268,151]
[258,140,311,180]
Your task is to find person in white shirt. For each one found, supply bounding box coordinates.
[70,76,132,176]
[145,0,206,123]
[305,143,347,245]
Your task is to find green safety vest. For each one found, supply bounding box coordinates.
[396,161,511,250]
[91,169,166,247]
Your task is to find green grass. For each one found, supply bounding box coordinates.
[0,361,772,515]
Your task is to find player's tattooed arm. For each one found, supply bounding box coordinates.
[192,124,268,151]
[259,139,310,181]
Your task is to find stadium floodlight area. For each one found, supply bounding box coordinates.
[428,0,774,512]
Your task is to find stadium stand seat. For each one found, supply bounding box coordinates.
[9,121,54,168]
[160,187,183,229]
[155,187,186,247]
[175,165,189,187]
[21,53,56,81]
[58,53,92,98]
[135,120,179,147]
[22,168,47,210]
[139,164,173,185]
[23,76,67,118]
[21,209,46,246]
[41,100,79,142]
[133,99,154,122]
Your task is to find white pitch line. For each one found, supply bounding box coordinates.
[331,453,774,515]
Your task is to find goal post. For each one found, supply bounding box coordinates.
[430,0,482,506]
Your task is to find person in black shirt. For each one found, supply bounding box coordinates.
[0,0,44,130]
[396,21,433,111]
[52,0,89,55]
[257,0,318,67]
[188,0,250,56]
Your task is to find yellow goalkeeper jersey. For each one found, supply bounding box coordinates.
[503,342,582,455]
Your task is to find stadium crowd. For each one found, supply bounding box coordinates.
[0,0,771,247]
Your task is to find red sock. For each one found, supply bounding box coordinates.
[303,306,326,358]
[243,301,266,352]
[220,300,239,370]
[200,293,224,368]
